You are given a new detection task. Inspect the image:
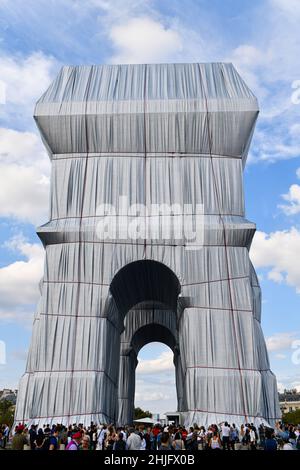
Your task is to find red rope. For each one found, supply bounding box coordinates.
[47,211,244,221]
[199,64,249,423]
[186,365,270,372]
[67,67,97,419]
[42,274,249,288]
[143,64,148,260]
[52,151,243,158]
[186,408,280,420]
[21,410,113,422]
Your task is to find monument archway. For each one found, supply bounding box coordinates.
[110,259,181,316]
[15,63,281,428]
[108,259,181,425]
[118,323,179,425]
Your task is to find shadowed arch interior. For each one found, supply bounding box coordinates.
[110,260,181,316]
[131,323,177,356]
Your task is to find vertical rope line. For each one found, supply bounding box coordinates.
[143,64,148,260]
[67,67,94,422]
[198,64,248,423]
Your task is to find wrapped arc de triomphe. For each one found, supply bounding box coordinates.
[14,63,281,428]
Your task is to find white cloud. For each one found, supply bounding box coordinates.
[276,374,300,393]
[0,234,44,322]
[290,383,300,392]
[266,332,297,352]
[227,1,300,163]
[135,389,171,402]
[0,127,49,172]
[109,16,182,64]
[270,0,300,17]
[136,350,174,374]
[0,51,58,127]
[250,228,300,292]
[279,184,300,215]
[278,166,300,215]
[248,119,300,164]
[0,51,54,105]
[277,382,286,393]
[274,353,287,360]
[0,162,49,224]
[229,45,267,103]
[0,51,55,225]
[135,348,177,412]
[0,128,50,224]
[267,270,284,283]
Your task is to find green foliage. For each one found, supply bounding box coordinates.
[134,407,152,420]
[282,408,300,425]
[0,400,15,427]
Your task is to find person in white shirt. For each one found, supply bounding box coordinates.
[281,439,294,450]
[249,427,257,450]
[126,428,142,450]
[210,432,222,450]
[97,425,107,450]
[139,433,147,450]
[221,422,230,450]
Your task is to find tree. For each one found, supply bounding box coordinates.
[282,408,300,425]
[0,400,15,426]
[134,407,152,420]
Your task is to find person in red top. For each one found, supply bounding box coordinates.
[181,427,188,441]
[152,425,161,450]
[66,431,82,450]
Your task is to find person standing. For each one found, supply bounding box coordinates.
[29,424,37,450]
[113,433,127,451]
[209,432,222,450]
[263,429,277,451]
[2,424,9,449]
[172,431,185,450]
[258,424,266,448]
[159,432,172,450]
[126,428,142,450]
[97,424,107,450]
[66,431,82,450]
[81,434,91,450]
[249,426,257,450]
[11,426,28,450]
[229,424,238,450]
[49,427,59,450]
[221,422,230,450]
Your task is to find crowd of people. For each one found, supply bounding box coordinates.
[1,420,300,451]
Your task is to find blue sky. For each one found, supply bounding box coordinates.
[0,0,300,414]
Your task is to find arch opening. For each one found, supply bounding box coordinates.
[135,342,177,417]
[110,260,181,318]
[112,261,182,425]
[131,323,177,356]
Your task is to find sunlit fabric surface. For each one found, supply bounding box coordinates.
[15,63,280,428]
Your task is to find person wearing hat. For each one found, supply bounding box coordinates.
[66,431,82,450]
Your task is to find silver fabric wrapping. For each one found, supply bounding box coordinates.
[15,63,281,429]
